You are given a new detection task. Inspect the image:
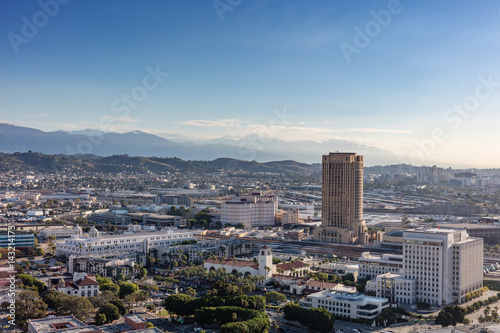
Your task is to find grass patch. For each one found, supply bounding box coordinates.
[158,310,169,317]
[484,280,500,291]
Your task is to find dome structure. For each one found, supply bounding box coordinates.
[89,226,100,238]
[73,224,82,236]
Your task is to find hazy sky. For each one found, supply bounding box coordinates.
[1,1,500,167]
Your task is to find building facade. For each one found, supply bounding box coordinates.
[0,231,34,248]
[374,272,416,305]
[358,252,403,279]
[203,245,307,282]
[402,228,483,305]
[124,213,181,228]
[68,252,146,278]
[373,228,483,306]
[281,208,300,225]
[314,153,366,244]
[153,195,191,207]
[47,272,100,297]
[38,226,75,240]
[55,225,194,257]
[221,192,277,228]
[300,290,389,320]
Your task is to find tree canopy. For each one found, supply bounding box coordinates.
[435,306,466,327]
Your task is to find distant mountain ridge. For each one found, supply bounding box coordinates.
[0,152,321,175]
[0,123,400,165]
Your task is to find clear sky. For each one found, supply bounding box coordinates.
[1,1,500,167]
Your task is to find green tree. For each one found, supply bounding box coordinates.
[95,313,107,325]
[164,294,194,317]
[43,290,68,310]
[186,287,197,297]
[265,291,287,304]
[110,298,127,316]
[283,302,334,333]
[98,304,120,323]
[119,282,139,298]
[435,306,466,327]
[124,290,149,303]
[61,296,94,321]
[342,273,355,283]
[100,282,120,295]
[18,274,46,293]
[88,290,116,308]
[14,290,48,328]
[13,263,24,274]
[139,268,148,279]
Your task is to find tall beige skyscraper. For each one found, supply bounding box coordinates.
[314,152,367,244]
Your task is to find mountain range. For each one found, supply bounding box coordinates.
[0,123,400,165]
[0,152,321,175]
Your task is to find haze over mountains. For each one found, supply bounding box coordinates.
[0,123,400,165]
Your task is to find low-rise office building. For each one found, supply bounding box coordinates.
[124,213,181,228]
[289,280,356,295]
[153,195,191,207]
[358,251,403,279]
[300,290,389,320]
[27,314,159,333]
[39,226,76,240]
[0,231,34,248]
[374,272,416,305]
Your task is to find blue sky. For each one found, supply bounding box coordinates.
[1,0,500,167]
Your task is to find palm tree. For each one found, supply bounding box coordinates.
[485,306,491,317]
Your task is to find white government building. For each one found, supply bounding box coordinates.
[55,225,194,257]
[370,228,483,306]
